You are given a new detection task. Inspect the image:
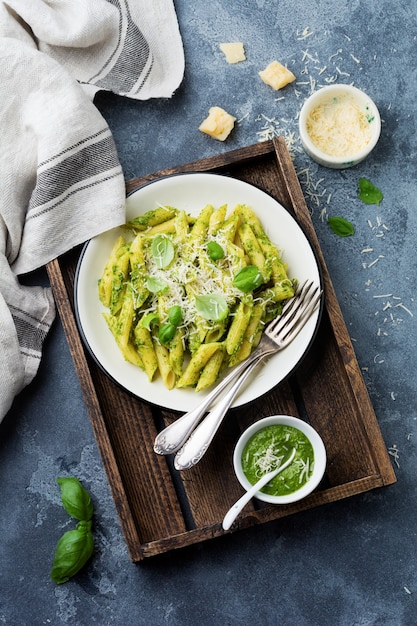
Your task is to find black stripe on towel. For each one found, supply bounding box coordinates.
[89,0,152,94]
[10,308,47,355]
[28,134,120,213]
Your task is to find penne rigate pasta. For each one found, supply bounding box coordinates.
[134,323,159,382]
[98,202,296,391]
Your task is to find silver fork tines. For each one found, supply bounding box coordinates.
[265,280,322,349]
[154,279,322,465]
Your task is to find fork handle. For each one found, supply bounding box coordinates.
[174,358,260,470]
[153,347,263,455]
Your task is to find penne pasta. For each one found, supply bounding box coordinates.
[154,343,176,390]
[125,206,177,231]
[169,327,185,377]
[99,202,296,391]
[195,348,225,392]
[259,278,295,303]
[225,299,253,357]
[176,342,223,388]
[134,323,159,382]
[98,235,126,308]
[144,217,177,236]
[238,222,270,281]
[189,203,214,244]
[208,204,228,235]
[230,302,266,365]
[103,312,143,369]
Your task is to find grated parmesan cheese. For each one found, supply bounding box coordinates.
[306,93,373,157]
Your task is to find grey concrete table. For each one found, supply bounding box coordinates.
[2,1,417,624]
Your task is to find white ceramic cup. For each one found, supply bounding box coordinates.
[298,84,381,169]
[233,414,327,504]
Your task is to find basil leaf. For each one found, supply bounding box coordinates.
[328,216,355,237]
[195,294,229,321]
[233,266,263,293]
[51,521,94,584]
[146,276,168,293]
[207,241,224,261]
[168,305,182,326]
[56,477,93,522]
[151,235,175,269]
[158,323,177,344]
[140,312,159,330]
[358,178,383,205]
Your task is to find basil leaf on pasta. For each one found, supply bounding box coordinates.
[195,294,229,321]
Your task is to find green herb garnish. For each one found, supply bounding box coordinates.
[195,294,229,321]
[151,234,175,268]
[51,477,94,585]
[233,265,263,293]
[56,477,93,521]
[207,241,224,261]
[358,178,383,205]
[146,276,168,293]
[168,305,182,326]
[140,312,159,330]
[327,216,355,237]
[158,323,177,344]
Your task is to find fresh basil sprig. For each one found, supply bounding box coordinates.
[146,276,168,293]
[158,305,183,345]
[207,241,224,261]
[51,521,94,585]
[358,177,383,205]
[233,265,263,293]
[56,477,93,522]
[327,216,355,237]
[195,294,229,321]
[151,234,175,268]
[51,477,94,585]
[168,305,182,326]
[158,323,177,344]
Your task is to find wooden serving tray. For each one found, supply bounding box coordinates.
[46,138,396,561]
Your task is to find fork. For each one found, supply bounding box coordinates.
[153,279,322,464]
[173,280,322,470]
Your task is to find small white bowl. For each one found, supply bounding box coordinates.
[233,415,326,505]
[299,84,381,169]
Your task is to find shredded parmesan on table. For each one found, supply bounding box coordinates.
[388,444,400,468]
[249,27,413,378]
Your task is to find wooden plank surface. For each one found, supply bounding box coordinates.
[47,137,396,561]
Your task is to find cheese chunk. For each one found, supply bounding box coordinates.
[259,60,296,90]
[199,106,236,141]
[219,42,246,64]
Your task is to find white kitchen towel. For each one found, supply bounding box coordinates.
[0,0,184,422]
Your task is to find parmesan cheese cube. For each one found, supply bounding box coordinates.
[199,106,236,141]
[259,60,296,90]
[219,42,246,64]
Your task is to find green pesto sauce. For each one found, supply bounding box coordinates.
[241,424,315,496]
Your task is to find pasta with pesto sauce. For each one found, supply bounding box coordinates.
[98,203,296,391]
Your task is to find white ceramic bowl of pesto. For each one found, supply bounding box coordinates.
[299,84,381,169]
[233,415,326,505]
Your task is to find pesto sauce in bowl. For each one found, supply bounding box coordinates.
[241,424,314,497]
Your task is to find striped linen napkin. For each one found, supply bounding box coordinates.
[0,0,184,422]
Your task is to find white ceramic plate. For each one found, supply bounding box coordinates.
[75,173,322,412]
